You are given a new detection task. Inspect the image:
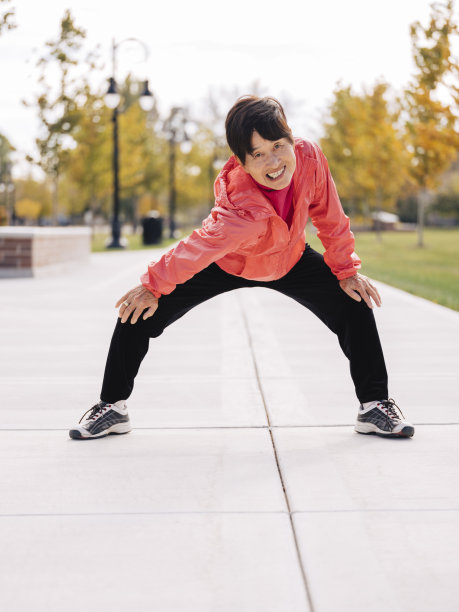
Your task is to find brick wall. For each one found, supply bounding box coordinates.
[0,228,91,277]
[0,237,33,269]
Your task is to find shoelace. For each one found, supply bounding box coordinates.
[78,402,109,424]
[377,398,405,422]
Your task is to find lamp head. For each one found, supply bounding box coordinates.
[105,77,121,109]
[139,80,154,112]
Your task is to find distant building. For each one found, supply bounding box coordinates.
[371,211,399,231]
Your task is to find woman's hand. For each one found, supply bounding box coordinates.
[339,273,382,309]
[115,285,159,324]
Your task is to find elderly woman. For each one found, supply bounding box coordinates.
[70,95,414,440]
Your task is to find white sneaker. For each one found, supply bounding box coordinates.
[69,401,132,440]
[355,399,415,438]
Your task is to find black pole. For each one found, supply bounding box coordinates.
[10,183,17,226]
[169,130,176,240]
[107,106,124,248]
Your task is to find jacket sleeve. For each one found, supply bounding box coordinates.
[308,144,361,280]
[140,207,265,297]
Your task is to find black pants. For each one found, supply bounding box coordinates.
[100,245,388,404]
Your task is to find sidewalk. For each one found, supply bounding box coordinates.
[1,247,458,612]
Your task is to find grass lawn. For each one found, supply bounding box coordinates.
[306,226,459,312]
[91,231,187,252]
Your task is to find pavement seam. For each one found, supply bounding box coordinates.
[3,508,459,518]
[238,292,315,612]
[1,423,456,433]
[292,508,459,514]
[0,511,290,518]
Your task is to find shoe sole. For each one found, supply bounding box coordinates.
[69,423,132,440]
[355,423,415,438]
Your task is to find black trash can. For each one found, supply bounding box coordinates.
[142,211,163,245]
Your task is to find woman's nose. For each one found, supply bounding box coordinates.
[268,152,280,168]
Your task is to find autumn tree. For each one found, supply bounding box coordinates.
[25,10,88,224]
[117,78,164,226]
[61,86,112,219]
[404,0,459,246]
[320,81,410,229]
[15,175,52,219]
[0,133,15,224]
[199,89,235,207]
[62,75,169,227]
[176,123,229,223]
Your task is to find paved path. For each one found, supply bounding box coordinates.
[1,247,458,611]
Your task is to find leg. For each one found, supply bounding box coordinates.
[100,262,253,403]
[268,245,388,403]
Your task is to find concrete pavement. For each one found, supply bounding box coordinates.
[0,246,458,611]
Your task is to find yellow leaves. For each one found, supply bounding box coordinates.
[15,198,42,219]
[321,1,459,220]
[405,0,459,191]
[320,81,410,215]
[137,193,158,217]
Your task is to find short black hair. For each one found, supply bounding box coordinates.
[225,95,294,164]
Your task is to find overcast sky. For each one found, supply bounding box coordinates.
[0,0,455,177]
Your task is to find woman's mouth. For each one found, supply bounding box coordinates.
[266,166,286,181]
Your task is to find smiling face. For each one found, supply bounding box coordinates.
[239,131,296,190]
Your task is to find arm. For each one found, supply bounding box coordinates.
[308,144,361,280]
[308,144,381,308]
[116,207,264,324]
[140,206,266,297]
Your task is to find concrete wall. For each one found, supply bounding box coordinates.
[0,227,91,278]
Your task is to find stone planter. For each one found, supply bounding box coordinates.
[0,227,91,278]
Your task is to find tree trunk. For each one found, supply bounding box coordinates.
[417,188,428,248]
[52,174,59,226]
[375,188,383,243]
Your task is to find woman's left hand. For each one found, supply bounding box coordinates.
[339,273,382,309]
[115,284,159,324]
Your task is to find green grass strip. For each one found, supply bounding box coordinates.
[307,226,459,312]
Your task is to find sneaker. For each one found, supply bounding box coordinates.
[355,398,415,438]
[69,401,132,440]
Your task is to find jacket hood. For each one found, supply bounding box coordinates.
[214,156,254,213]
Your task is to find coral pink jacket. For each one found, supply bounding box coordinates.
[141,139,361,297]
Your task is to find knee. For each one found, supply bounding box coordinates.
[115,313,160,338]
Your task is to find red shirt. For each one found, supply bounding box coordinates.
[253,179,295,229]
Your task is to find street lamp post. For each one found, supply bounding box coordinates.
[164,107,191,240]
[104,38,154,249]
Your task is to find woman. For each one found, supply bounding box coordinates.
[69,95,414,440]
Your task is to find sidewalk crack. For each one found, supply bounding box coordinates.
[238,292,315,612]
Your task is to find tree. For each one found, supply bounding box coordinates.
[15,198,41,221]
[320,82,410,231]
[404,0,459,246]
[25,10,87,224]
[62,76,168,226]
[117,80,164,225]
[15,175,52,219]
[0,132,13,180]
[60,86,112,219]
[0,132,14,224]
[174,127,217,222]
[0,0,15,35]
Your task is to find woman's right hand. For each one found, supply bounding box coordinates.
[115,285,159,324]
